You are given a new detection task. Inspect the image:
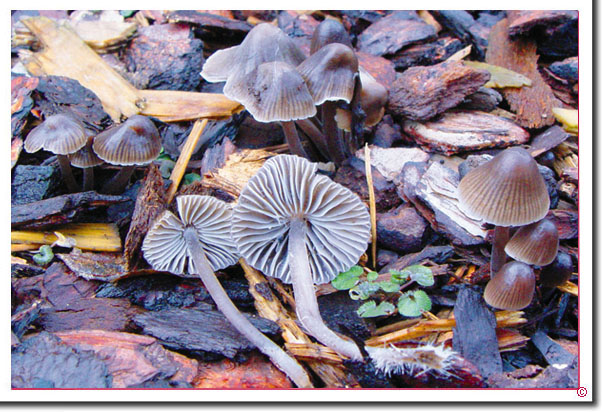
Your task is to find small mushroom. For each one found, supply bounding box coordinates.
[142,195,312,388]
[93,115,161,194]
[539,251,574,288]
[310,18,353,55]
[483,261,536,310]
[24,113,88,193]
[68,133,104,191]
[505,218,559,267]
[457,147,550,277]
[232,155,371,360]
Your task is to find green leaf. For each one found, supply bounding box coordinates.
[406,265,434,287]
[397,290,432,317]
[349,281,381,300]
[357,300,396,318]
[378,281,401,293]
[120,10,137,18]
[183,173,202,186]
[331,266,363,290]
[366,271,379,282]
[390,269,409,284]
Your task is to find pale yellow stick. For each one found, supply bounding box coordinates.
[364,144,377,268]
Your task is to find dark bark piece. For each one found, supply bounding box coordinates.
[537,20,578,59]
[166,10,252,37]
[371,116,404,148]
[333,157,402,213]
[487,358,578,388]
[546,209,578,240]
[486,19,565,129]
[381,245,454,274]
[343,359,394,388]
[539,165,560,209]
[394,161,429,204]
[356,51,396,89]
[541,67,578,108]
[376,249,400,270]
[402,111,530,155]
[11,164,60,206]
[11,76,39,138]
[11,263,45,279]
[39,297,143,333]
[548,57,578,83]
[277,10,319,57]
[388,62,490,121]
[430,10,490,59]
[200,137,237,175]
[459,86,502,112]
[531,330,577,367]
[12,332,112,388]
[390,36,465,72]
[33,75,112,133]
[452,287,503,378]
[123,164,166,272]
[318,291,374,341]
[338,10,387,39]
[506,10,578,37]
[11,191,128,230]
[124,23,204,91]
[235,114,284,149]
[194,352,293,388]
[54,329,198,388]
[529,125,571,157]
[11,299,43,339]
[376,204,430,255]
[357,11,437,56]
[133,307,280,358]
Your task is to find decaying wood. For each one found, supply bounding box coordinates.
[507,10,578,37]
[241,259,359,388]
[486,18,565,129]
[376,203,429,254]
[57,249,129,282]
[12,223,122,252]
[528,125,572,157]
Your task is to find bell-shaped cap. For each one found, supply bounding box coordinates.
[225,61,316,123]
[24,113,87,155]
[457,147,550,227]
[483,261,536,310]
[232,154,371,285]
[310,18,352,55]
[297,42,359,105]
[200,45,240,83]
[142,195,239,275]
[68,135,104,168]
[335,68,388,131]
[505,218,559,266]
[92,115,161,166]
[539,251,573,288]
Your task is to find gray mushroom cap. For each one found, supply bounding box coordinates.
[142,195,239,275]
[24,113,88,155]
[231,154,371,285]
[68,135,104,168]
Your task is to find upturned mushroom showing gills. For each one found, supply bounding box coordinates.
[24,113,88,193]
[232,155,371,360]
[457,147,550,277]
[93,115,161,194]
[483,261,536,310]
[142,195,312,388]
[505,218,559,267]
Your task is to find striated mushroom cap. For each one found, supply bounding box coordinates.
[310,18,352,55]
[232,154,371,285]
[92,115,161,166]
[505,218,559,266]
[225,61,316,123]
[457,147,550,227]
[483,261,536,310]
[24,113,87,155]
[142,195,239,275]
[200,45,240,83]
[297,42,359,105]
[68,135,104,168]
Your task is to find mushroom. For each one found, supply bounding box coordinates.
[539,251,574,288]
[92,115,161,194]
[504,218,559,267]
[232,155,371,360]
[297,43,359,164]
[24,113,88,193]
[483,261,536,310]
[68,133,104,191]
[310,18,353,55]
[142,195,312,388]
[457,147,550,277]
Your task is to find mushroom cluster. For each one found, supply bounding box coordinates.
[201,20,388,165]
[457,146,562,310]
[23,113,162,194]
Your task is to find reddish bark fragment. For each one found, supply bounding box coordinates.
[277,10,319,57]
[356,51,396,89]
[194,352,293,389]
[166,10,252,34]
[376,204,429,255]
[58,250,130,282]
[390,36,464,71]
[486,19,565,129]
[546,209,578,240]
[507,10,578,37]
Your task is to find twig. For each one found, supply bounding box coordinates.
[364,144,377,269]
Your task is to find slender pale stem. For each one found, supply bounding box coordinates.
[57,154,79,193]
[280,121,309,159]
[491,225,510,278]
[183,228,312,388]
[288,218,363,361]
[322,102,347,165]
[101,165,135,194]
[82,167,94,191]
[296,119,329,156]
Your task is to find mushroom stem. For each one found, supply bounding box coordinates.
[288,218,363,361]
[491,226,510,277]
[82,168,94,192]
[182,227,312,388]
[101,165,135,194]
[56,154,79,193]
[322,102,347,165]
[296,119,329,157]
[280,121,309,159]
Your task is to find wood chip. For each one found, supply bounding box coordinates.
[57,249,129,282]
[12,223,122,252]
